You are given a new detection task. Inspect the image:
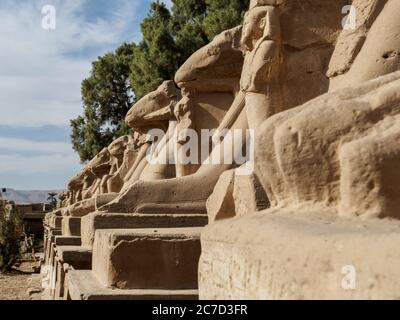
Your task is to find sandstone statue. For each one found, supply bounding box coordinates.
[42,0,400,301]
[255,0,400,218]
[200,0,400,300]
[46,27,248,300]
[99,26,247,215]
[256,71,400,218]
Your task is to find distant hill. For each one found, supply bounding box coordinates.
[0,188,63,204]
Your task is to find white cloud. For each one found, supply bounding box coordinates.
[0,136,80,178]
[0,0,148,188]
[0,137,72,154]
[0,153,80,175]
[0,0,144,127]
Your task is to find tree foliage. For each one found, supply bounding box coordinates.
[203,0,250,39]
[71,0,249,162]
[130,2,179,100]
[0,208,23,273]
[71,43,135,163]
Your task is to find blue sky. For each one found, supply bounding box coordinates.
[0,0,171,190]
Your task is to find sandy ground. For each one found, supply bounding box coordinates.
[0,261,42,300]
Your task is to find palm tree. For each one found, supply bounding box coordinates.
[47,192,58,209]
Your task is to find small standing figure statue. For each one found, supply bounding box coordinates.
[174,87,197,177]
[240,0,285,130]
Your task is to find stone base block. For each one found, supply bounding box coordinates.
[56,246,92,270]
[55,236,81,247]
[93,228,202,290]
[50,216,63,229]
[81,212,208,247]
[54,261,67,300]
[49,230,62,242]
[62,217,81,236]
[50,247,92,301]
[199,210,400,300]
[43,228,61,266]
[67,270,198,300]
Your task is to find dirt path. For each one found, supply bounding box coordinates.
[0,262,42,300]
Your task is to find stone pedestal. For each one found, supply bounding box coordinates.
[93,228,201,290]
[67,227,202,300]
[81,212,208,247]
[55,236,81,247]
[62,217,81,237]
[53,246,93,300]
[199,210,400,300]
[43,226,61,267]
[47,211,207,300]
[66,270,198,300]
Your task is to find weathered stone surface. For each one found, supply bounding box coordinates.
[92,228,202,290]
[54,236,81,247]
[56,246,92,269]
[199,0,400,301]
[206,170,236,222]
[67,270,198,300]
[329,0,400,90]
[255,72,400,219]
[207,169,269,223]
[44,0,400,301]
[80,212,208,247]
[61,217,81,237]
[241,0,349,130]
[200,210,400,300]
[67,193,118,218]
[49,216,62,229]
[233,172,269,218]
[102,26,247,214]
[327,0,387,78]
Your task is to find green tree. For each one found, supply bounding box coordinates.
[71,0,250,162]
[71,43,135,163]
[203,0,250,39]
[130,2,179,99]
[170,0,208,62]
[130,0,249,100]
